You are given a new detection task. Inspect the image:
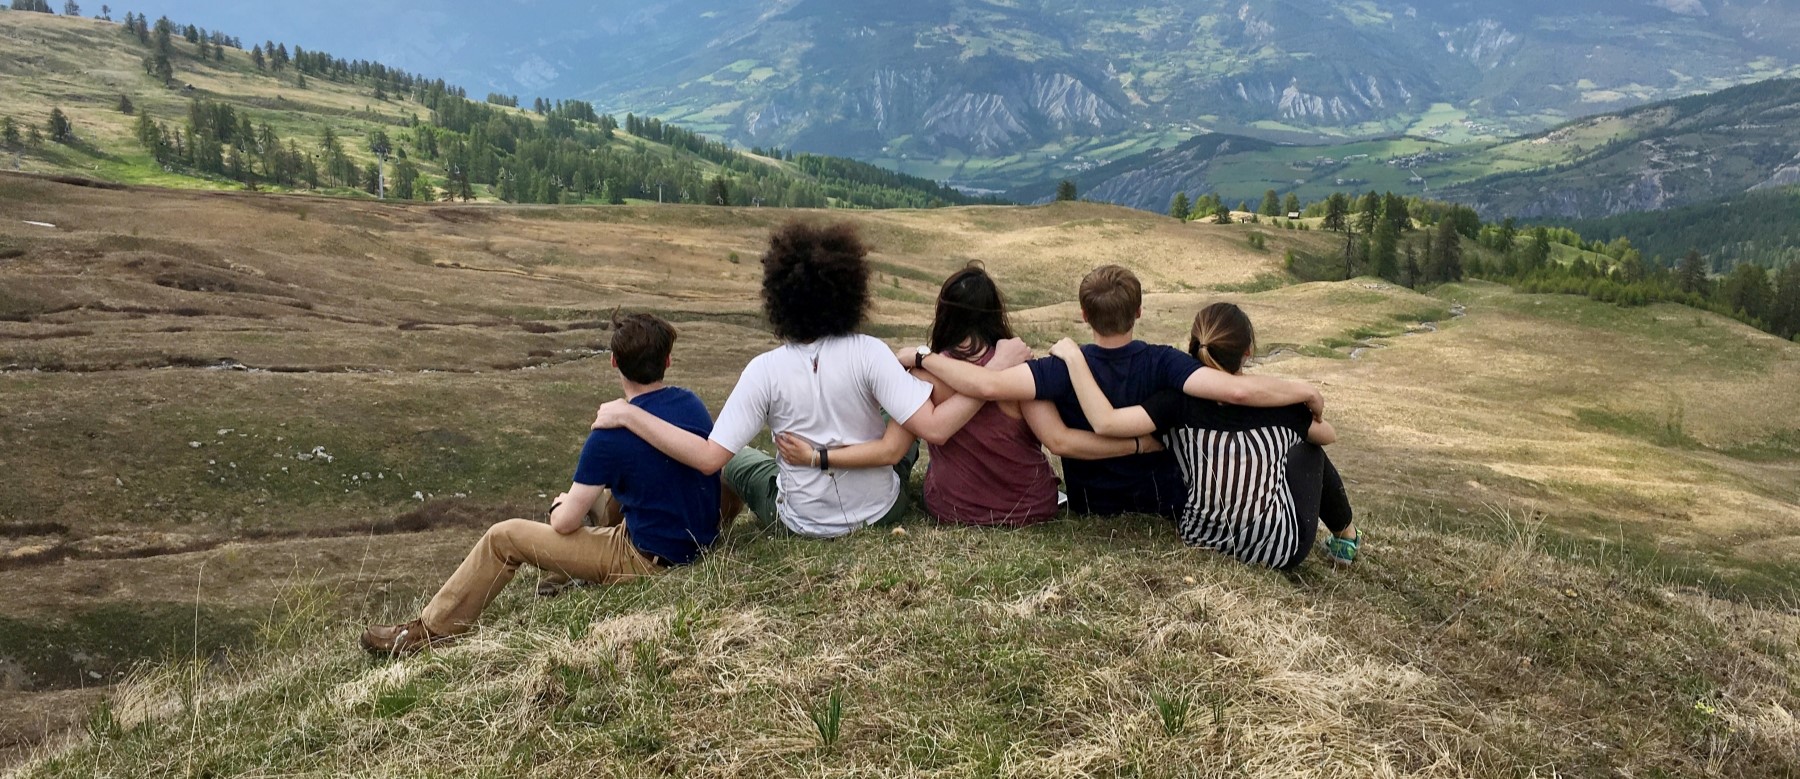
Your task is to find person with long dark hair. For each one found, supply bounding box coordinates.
[1048,302,1361,569]
[777,264,1155,526]
[592,223,1009,538]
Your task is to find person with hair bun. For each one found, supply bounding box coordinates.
[1048,302,1361,569]
[593,222,1007,538]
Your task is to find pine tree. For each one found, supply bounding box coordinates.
[1676,249,1708,294]
[1721,262,1771,322]
[1055,179,1077,201]
[1259,189,1280,216]
[1213,207,1232,225]
[1169,192,1190,221]
[115,94,133,114]
[1,116,19,148]
[61,0,77,15]
[251,44,264,70]
[1373,219,1399,282]
[1429,219,1463,284]
[1771,262,1800,340]
[1355,191,1380,235]
[710,174,731,206]
[1496,217,1516,254]
[46,107,72,143]
[1283,193,1300,217]
[1402,241,1421,288]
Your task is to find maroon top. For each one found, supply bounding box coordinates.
[923,350,1060,526]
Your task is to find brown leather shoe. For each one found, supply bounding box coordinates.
[360,619,453,657]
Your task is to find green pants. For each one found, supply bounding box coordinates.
[723,440,921,532]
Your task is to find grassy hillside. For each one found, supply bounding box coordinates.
[0,11,982,209]
[1,173,1796,775]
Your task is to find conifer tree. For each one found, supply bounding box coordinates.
[1055,179,1077,201]
[1259,189,1280,216]
[251,44,264,70]
[61,0,77,15]
[1,116,19,148]
[1676,249,1708,294]
[46,107,72,143]
[1283,192,1300,216]
[1213,207,1232,225]
[1721,262,1771,321]
[1373,219,1399,282]
[710,174,731,206]
[116,94,133,114]
[1169,192,1189,220]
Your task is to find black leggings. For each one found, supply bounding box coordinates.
[1280,442,1354,570]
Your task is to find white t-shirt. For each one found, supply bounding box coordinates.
[709,334,933,537]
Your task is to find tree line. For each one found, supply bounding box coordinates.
[1167,184,1798,340]
[7,7,993,210]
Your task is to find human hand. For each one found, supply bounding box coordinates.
[591,399,637,430]
[989,337,1032,370]
[1305,389,1325,423]
[1048,337,1082,362]
[895,345,920,368]
[774,431,818,467]
[1139,435,1165,454]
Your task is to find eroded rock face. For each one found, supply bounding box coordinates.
[741,66,1126,156]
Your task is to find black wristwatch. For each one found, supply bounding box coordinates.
[913,345,931,370]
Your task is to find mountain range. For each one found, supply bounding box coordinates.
[110,0,1800,191]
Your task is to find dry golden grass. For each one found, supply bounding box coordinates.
[1,174,1797,776]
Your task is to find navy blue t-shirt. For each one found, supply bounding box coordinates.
[571,386,721,565]
[1028,341,1201,518]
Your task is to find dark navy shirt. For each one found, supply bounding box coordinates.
[571,386,720,565]
[1028,341,1201,519]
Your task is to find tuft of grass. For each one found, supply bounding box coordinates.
[809,687,844,747]
[1152,690,1190,735]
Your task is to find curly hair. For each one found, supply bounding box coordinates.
[760,221,872,342]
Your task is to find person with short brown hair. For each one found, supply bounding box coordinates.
[593,222,1002,538]
[360,312,734,656]
[902,264,1323,519]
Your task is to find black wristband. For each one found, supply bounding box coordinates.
[818,447,830,471]
[547,501,564,521]
[1134,437,1141,455]
[913,349,926,370]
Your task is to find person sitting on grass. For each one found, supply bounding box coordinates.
[1048,302,1360,568]
[900,264,1323,520]
[360,312,739,656]
[772,263,1160,526]
[592,221,996,538]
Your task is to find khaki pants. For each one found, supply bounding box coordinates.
[420,510,657,635]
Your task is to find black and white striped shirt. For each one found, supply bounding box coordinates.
[1142,391,1315,568]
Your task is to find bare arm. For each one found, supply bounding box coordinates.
[1183,366,1323,420]
[894,340,1039,401]
[775,420,915,469]
[593,400,734,475]
[548,482,605,534]
[896,342,1029,443]
[1021,400,1161,460]
[1049,338,1157,438]
[1307,419,1337,446]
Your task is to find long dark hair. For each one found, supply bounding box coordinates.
[929,263,1013,361]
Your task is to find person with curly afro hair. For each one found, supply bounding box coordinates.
[593,221,1023,538]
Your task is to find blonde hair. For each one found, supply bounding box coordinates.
[1188,302,1255,374]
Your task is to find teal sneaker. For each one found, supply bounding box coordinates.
[1324,530,1361,566]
